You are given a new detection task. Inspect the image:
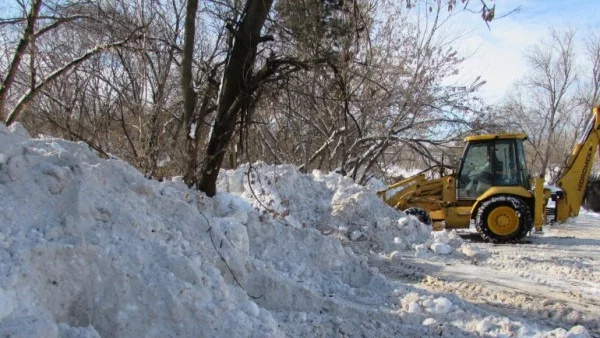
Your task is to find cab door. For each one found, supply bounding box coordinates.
[492,140,521,186]
[457,142,492,199]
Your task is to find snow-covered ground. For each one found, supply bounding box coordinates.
[0,123,596,337]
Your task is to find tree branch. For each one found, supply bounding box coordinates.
[5,33,142,125]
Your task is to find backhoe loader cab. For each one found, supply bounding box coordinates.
[457,134,530,200]
[377,106,600,243]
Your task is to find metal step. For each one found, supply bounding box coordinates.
[546,207,556,223]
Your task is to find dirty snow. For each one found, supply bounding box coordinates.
[0,123,596,337]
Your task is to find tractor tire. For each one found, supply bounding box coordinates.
[405,207,432,225]
[475,196,532,243]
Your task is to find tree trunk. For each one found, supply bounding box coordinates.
[181,0,199,184]
[197,0,274,196]
[181,0,198,129]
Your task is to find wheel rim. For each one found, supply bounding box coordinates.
[487,206,519,236]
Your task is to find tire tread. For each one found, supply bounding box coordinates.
[475,196,532,243]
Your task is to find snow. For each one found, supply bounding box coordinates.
[0,123,597,337]
[188,122,197,139]
[459,243,481,258]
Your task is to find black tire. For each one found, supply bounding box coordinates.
[475,196,532,243]
[405,207,432,225]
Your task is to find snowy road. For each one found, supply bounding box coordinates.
[373,212,600,337]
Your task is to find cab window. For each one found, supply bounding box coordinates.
[493,141,519,186]
[516,140,530,189]
[458,143,491,199]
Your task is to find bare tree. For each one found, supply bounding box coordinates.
[245,0,490,184]
[0,0,507,195]
[0,0,42,122]
[501,29,580,181]
[182,0,228,183]
[580,31,600,113]
[196,0,275,196]
[1,0,144,126]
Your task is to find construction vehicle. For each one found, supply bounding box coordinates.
[377,106,600,243]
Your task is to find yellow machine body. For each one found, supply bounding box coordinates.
[377,107,600,242]
[377,176,541,230]
[554,109,600,221]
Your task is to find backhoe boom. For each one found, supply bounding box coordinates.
[555,107,600,221]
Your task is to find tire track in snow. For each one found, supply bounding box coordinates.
[371,212,600,337]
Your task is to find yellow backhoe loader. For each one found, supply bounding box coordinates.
[377,106,600,243]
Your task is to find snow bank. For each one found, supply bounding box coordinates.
[217,163,440,255]
[0,124,591,337]
[0,124,451,337]
[0,124,284,337]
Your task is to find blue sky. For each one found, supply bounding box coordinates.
[450,0,600,103]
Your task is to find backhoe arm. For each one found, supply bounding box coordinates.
[555,106,600,221]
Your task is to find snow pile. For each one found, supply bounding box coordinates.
[0,124,283,337]
[0,124,455,337]
[217,163,435,254]
[413,229,464,257]
[0,124,593,337]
